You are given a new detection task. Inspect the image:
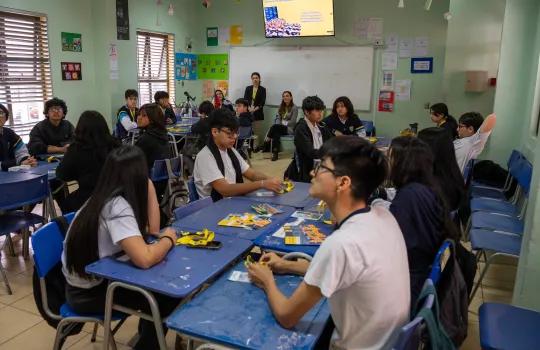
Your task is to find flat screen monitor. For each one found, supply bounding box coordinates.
[263,0,335,38]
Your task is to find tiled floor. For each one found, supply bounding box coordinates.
[0,151,516,349]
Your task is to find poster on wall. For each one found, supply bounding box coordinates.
[202,80,215,99]
[197,53,229,80]
[61,32,82,52]
[116,0,130,40]
[378,91,394,112]
[207,27,218,46]
[175,53,197,80]
[230,25,243,45]
[109,43,119,80]
[61,62,82,81]
[216,80,230,97]
[411,57,433,74]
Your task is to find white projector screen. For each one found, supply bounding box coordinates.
[228,46,374,111]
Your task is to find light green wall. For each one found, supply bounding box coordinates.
[443,0,504,119]
[190,0,451,140]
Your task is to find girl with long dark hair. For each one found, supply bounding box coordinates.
[135,103,171,172]
[62,145,179,349]
[323,96,364,136]
[429,102,458,139]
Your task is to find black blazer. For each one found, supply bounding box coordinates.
[285,118,333,183]
[244,85,266,121]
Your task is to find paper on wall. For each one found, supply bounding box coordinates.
[367,18,384,41]
[353,17,369,39]
[414,36,430,56]
[219,26,230,45]
[399,38,413,58]
[381,71,395,91]
[382,52,398,71]
[108,43,119,80]
[385,33,399,52]
[395,79,412,101]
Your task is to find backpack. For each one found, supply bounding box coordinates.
[32,216,83,335]
[159,158,189,224]
[455,241,477,296]
[435,240,469,347]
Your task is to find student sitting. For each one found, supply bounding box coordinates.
[62,145,180,350]
[136,103,171,173]
[455,112,496,173]
[56,111,120,212]
[114,89,139,141]
[260,90,298,161]
[323,96,364,136]
[154,90,177,125]
[386,136,459,305]
[285,96,333,183]
[28,97,75,155]
[193,108,282,201]
[234,98,254,158]
[188,100,215,156]
[0,103,37,170]
[247,136,410,349]
[429,102,458,140]
[418,127,465,212]
[213,89,234,112]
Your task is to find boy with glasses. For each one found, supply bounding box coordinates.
[193,108,282,201]
[28,97,74,155]
[248,136,410,349]
[454,112,496,173]
[0,103,37,170]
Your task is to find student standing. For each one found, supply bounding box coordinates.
[28,97,74,155]
[0,103,37,170]
[248,136,410,349]
[114,89,139,141]
[429,103,458,140]
[243,72,266,121]
[154,91,177,125]
[62,145,180,350]
[193,108,281,201]
[323,96,364,136]
[454,112,496,173]
[56,111,120,212]
[285,96,333,183]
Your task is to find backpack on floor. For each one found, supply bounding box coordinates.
[160,158,189,224]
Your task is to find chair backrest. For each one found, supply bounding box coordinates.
[167,132,180,157]
[360,120,375,135]
[187,177,200,202]
[515,159,533,196]
[151,156,183,182]
[174,196,211,221]
[32,219,66,278]
[463,159,475,186]
[238,125,253,139]
[0,174,49,211]
[507,150,523,169]
[429,240,452,285]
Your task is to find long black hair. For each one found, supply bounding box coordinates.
[389,136,459,240]
[140,103,166,130]
[73,110,119,162]
[417,127,465,211]
[331,96,355,119]
[65,145,149,277]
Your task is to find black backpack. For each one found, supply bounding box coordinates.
[436,240,469,347]
[32,216,83,336]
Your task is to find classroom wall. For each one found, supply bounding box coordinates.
[443,0,504,119]
[190,0,451,140]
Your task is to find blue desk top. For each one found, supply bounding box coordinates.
[85,233,253,298]
[166,261,330,349]
[0,171,42,185]
[171,197,296,241]
[22,161,58,180]
[243,182,316,209]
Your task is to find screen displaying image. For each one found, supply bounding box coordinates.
[262,0,334,38]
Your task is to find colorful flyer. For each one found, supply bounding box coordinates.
[197,53,229,80]
[175,52,197,80]
[61,62,82,81]
[61,32,82,52]
[378,91,394,112]
[218,213,272,230]
[284,224,327,246]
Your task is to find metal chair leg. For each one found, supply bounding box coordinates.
[5,234,16,257]
[22,227,30,260]
[0,260,13,295]
[91,323,98,342]
[469,252,517,302]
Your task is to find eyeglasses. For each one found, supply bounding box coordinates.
[313,160,339,177]
[49,106,63,113]
[219,128,238,138]
[458,124,467,129]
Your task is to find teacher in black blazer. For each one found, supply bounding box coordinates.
[243,72,266,121]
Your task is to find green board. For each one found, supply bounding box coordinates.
[61,32,82,52]
[197,54,229,80]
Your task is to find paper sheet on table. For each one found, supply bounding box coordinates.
[272,218,304,238]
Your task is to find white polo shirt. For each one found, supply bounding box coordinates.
[454,129,492,173]
[304,206,410,350]
[193,145,250,198]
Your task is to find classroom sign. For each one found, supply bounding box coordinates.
[61,32,82,52]
[197,54,229,80]
[175,53,197,80]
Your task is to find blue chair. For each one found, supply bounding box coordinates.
[173,197,211,221]
[187,177,200,202]
[428,240,452,286]
[31,215,126,350]
[360,120,375,136]
[471,150,522,190]
[236,125,256,164]
[150,157,183,182]
[471,150,524,199]
[479,302,540,350]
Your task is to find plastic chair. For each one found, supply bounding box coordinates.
[471,150,522,191]
[167,132,180,158]
[360,120,375,136]
[31,215,126,350]
[479,302,540,350]
[236,126,256,164]
[470,150,524,199]
[187,177,200,202]
[428,240,452,286]
[151,157,183,182]
[173,197,211,221]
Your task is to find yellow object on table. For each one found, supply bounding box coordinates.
[176,228,215,247]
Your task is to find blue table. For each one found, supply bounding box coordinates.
[0,171,42,186]
[171,197,296,241]
[21,161,58,180]
[254,211,334,256]
[166,261,331,349]
[85,233,253,298]
[243,182,317,209]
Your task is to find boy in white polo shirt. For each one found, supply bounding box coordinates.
[454,112,496,173]
[193,108,282,201]
[247,136,410,349]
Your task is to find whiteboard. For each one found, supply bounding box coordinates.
[228,46,374,111]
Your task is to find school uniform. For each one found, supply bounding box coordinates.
[454,128,492,173]
[438,116,458,140]
[28,118,75,155]
[114,105,138,140]
[304,206,410,349]
[285,118,333,183]
[163,106,177,125]
[243,85,266,121]
[0,127,30,171]
[135,126,170,172]
[189,117,211,156]
[323,113,364,136]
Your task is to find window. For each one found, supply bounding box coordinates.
[136,30,175,105]
[0,10,52,139]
